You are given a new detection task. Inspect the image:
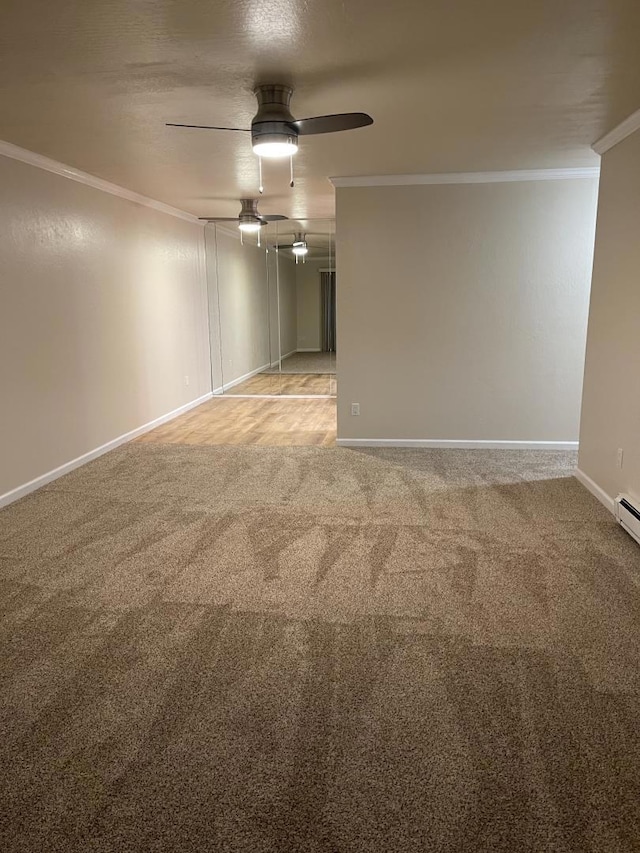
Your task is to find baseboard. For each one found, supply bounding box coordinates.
[212,394,335,400]
[0,391,213,510]
[336,438,579,450]
[221,363,270,391]
[574,468,616,514]
[296,348,322,352]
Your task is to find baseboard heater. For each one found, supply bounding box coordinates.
[615,494,640,546]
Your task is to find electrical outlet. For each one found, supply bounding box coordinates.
[617,448,624,469]
[351,403,360,416]
[184,375,190,386]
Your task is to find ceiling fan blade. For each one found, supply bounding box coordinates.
[198,217,240,222]
[166,123,250,132]
[294,112,373,135]
[277,243,326,249]
[260,215,289,222]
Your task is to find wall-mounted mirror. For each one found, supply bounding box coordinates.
[206,219,335,397]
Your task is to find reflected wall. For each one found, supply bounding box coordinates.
[206,219,335,396]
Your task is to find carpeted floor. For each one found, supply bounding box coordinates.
[1,444,640,852]
[265,351,336,374]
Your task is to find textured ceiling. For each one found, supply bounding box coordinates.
[1,0,639,219]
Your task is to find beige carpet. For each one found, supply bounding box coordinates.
[1,445,640,852]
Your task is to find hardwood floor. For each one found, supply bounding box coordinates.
[136,396,337,447]
[224,372,337,396]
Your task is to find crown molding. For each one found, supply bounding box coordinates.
[0,138,200,224]
[330,167,600,188]
[592,107,640,155]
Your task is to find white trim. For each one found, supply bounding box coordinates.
[336,438,579,450]
[592,108,640,155]
[330,168,600,188]
[221,363,270,391]
[215,394,334,400]
[0,392,213,510]
[0,138,200,224]
[574,468,615,514]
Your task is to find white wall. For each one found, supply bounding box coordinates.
[578,129,640,502]
[0,153,211,501]
[336,179,599,443]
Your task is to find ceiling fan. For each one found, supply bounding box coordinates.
[199,198,288,233]
[168,84,373,186]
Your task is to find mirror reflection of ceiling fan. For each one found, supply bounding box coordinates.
[199,198,287,244]
[168,84,373,191]
[275,233,332,263]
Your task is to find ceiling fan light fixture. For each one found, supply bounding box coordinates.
[168,84,373,194]
[252,139,298,158]
[292,241,308,256]
[238,220,262,233]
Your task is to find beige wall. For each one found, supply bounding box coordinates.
[267,248,297,365]
[278,253,298,358]
[0,155,210,500]
[296,259,324,351]
[336,179,599,442]
[204,228,223,392]
[578,130,640,501]
[267,248,280,367]
[207,227,271,387]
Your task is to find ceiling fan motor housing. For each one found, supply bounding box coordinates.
[251,85,299,150]
[238,197,262,226]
